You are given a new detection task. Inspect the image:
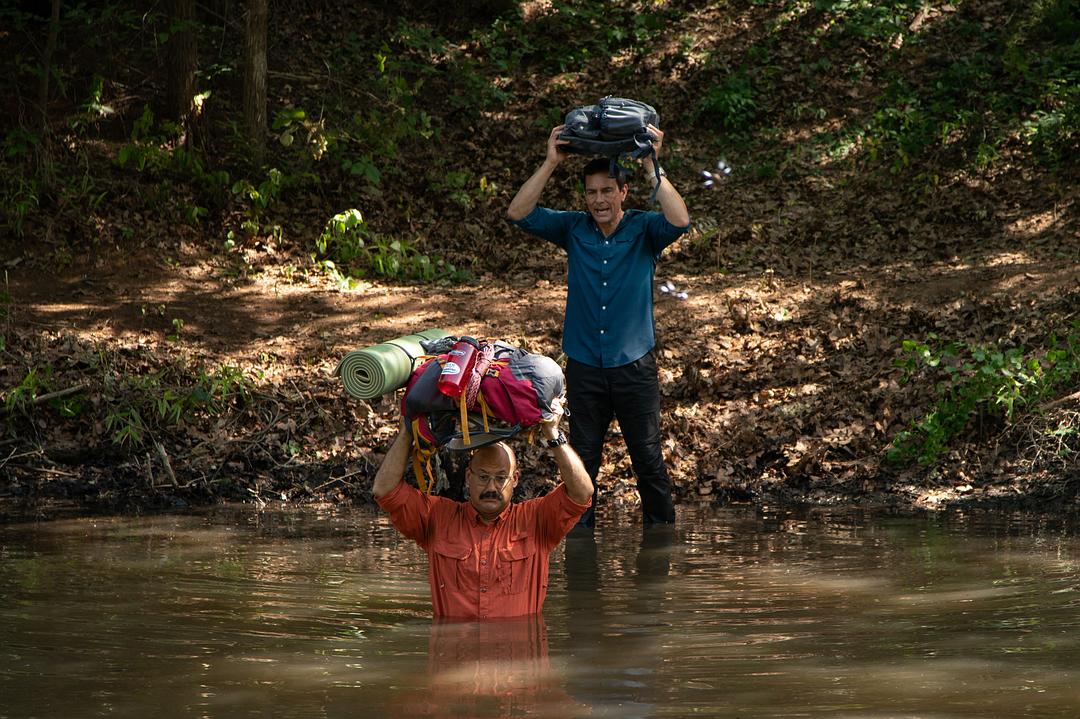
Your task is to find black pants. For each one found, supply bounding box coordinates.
[566,351,676,525]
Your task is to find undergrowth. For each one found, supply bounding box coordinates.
[887,327,1080,467]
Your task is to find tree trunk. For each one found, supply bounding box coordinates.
[36,0,62,186]
[243,0,268,162]
[166,0,198,142]
[38,0,61,132]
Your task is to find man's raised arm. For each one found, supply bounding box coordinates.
[539,402,591,504]
[372,423,413,499]
[507,125,569,222]
[641,124,690,228]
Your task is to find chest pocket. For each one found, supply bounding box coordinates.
[430,542,473,592]
[496,533,537,596]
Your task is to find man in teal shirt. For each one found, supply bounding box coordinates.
[507,123,691,525]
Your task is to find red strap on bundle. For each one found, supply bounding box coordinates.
[464,342,495,410]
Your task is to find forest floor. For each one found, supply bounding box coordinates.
[2,0,1079,522]
[4,201,1079,522]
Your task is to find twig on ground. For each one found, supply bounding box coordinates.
[0,384,89,416]
[312,476,349,492]
[0,449,40,470]
[31,384,88,406]
[1043,389,1080,412]
[312,464,370,491]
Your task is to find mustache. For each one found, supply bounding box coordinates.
[479,491,501,500]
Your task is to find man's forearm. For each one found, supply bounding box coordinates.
[372,427,412,499]
[551,442,593,505]
[507,159,559,221]
[652,175,690,228]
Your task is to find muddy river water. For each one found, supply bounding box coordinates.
[3,504,1080,718]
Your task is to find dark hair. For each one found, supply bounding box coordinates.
[582,158,627,189]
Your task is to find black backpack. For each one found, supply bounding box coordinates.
[558,96,663,198]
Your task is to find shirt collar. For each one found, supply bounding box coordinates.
[589,209,629,237]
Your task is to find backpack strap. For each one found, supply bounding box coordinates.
[647,145,661,203]
[458,394,471,447]
[410,418,436,493]
[628,132,662,203]
[477,392,492,433]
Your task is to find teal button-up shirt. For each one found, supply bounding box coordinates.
[511,207,689,368]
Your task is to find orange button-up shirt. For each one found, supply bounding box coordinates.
[377,481,590,619]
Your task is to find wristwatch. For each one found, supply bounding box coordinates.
[543,431,568,448]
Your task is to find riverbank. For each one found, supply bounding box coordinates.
[3,230,1078,523]
[2,0,1078,522]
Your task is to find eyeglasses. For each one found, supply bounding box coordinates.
[472,471,513,490]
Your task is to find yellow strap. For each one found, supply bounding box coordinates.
[410,421,428,493]
[424,459,436,495]
[459,394,471,446]
[478,392,491,433]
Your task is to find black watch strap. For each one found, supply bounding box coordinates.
[543,430,568,448]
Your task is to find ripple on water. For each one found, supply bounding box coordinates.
[5,506,1080,717]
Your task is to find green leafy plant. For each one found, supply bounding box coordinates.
[698,70,759,132]
[69,75,115,135]
[3,367,50,414]
[862,82,941,172]
[336,47,435,186]
[272,106,329,160]
[2,364,86,418]
[1022,77,1080,166]
[105,407,147,447]
[815,0,928,43]
[231,168,284,234]
[431,171,497,209]
[117,106,170,171]
[167,318,185,342]
[314,208,467,286]
[0,173,39,238]
[116,107,230,209]
[316,208,369,268]
[3,126,38,162]
[102,365,252,447]
[887,332,1080,466]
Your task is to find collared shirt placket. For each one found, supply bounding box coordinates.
[598,232,613,366]
[476,520,495,620]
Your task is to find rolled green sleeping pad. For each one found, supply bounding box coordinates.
[335,328,450,400]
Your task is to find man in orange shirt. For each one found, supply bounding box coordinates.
[373,409,593,620]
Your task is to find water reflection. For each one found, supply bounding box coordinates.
[562,525,676,718]
[4,506,1080,717]
[388,616,586,718]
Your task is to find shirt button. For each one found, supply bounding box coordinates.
[480,587,488,593]
[480,560,487,566]
[601,305,606,311]
[602,281,607,286]
[603,260,608,264]
[600,330,605,334]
